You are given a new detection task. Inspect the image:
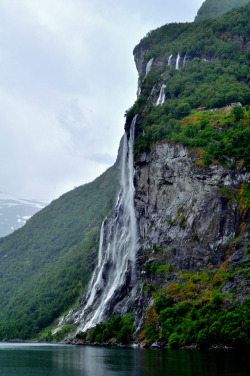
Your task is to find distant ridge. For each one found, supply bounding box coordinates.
[195,0,249,21]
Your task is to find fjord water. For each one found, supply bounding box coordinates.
[0,343,249,376]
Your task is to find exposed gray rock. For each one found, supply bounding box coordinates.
[133,43,151,77]
[139,341,151,348]
[134,141,249,271]
[151,340,167,348]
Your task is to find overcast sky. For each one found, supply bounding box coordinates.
[0,0,204,202]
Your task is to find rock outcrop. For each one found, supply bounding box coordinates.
[130,139,249,335]
[134,141,249,271]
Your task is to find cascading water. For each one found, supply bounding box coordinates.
[145,58,154,77]
[77,116,139,332]
[176,53,181,69]
[183,55,187,66]
[137,86,141,98]
[156,84,166,106]
[168,55,173,67]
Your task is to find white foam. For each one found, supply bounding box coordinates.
[156,84,166,106]
[145,58,154,77]
[79,116,139,331]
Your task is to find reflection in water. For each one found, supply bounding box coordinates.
[0,343,249,376]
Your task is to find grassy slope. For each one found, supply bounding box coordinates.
[0,155,120,339]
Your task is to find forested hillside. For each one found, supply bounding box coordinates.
[0,152,121,339]
[195,0,249,21]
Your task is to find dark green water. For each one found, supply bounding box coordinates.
[0,343,249,376]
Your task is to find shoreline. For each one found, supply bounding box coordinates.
[0,339,245,352]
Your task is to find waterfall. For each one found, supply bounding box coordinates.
[151,85,156,96]
[145,58,154,77]
[137,86,141,98]
[156,84,166,106]
[183,55,187,66]
[168,55,173,67]
[78,116,139,332]
[176,53,181,69]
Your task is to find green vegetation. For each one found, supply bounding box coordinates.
[129,4,250,168]
[195,0,250,22]
[140,297,250,349]
[133,3,249,61]
[136,106,250,168]
[76,314,135,345]
[139,249,250,349]
[1,1,249,345]
[0,161,120,339]
[140,262,250,349]
[46,324,77,342]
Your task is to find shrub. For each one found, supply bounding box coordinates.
[155,295,174,314]
[168,333,181,349]
[144,322,159,343]
[159,307,176,323]
[232,106,245,121]
[175,103,191,119]
[102,328,111,342]
[95,333,103,343]
[76,331,87,341]
[175,302,191,317]
[161,319,173,340]
[202,152,212,165]
[196,328,211,349]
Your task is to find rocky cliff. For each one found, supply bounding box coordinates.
[52,3,250,348]
[128,20,250,343]
[134,141,249,273]
[133,140,249,317]
[67,131,249,346]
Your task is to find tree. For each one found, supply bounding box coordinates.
[232,106,245,122]
[175,103,191,119]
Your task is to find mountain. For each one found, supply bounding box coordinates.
[59,3,249,348]
[195,0,250,21]
[1,1,249,349]
[0,192,46,237]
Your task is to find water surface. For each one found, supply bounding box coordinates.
[0,343,249,376]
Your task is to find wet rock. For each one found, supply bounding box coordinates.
[151,340,167,348]
[139,341,151,348]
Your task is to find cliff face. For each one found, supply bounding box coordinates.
[126,29,250,339]
[135,142,247,264]
[53,4,250,346]
[133,141,249,293]
[131,41,249,307]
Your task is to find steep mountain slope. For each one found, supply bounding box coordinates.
[195,0,249,21]
[0,192,46,237]
[67,4,250,349]
[1,1,249,347]
[0,149,121,339]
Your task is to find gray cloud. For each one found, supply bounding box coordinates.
[0,0,203,201]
